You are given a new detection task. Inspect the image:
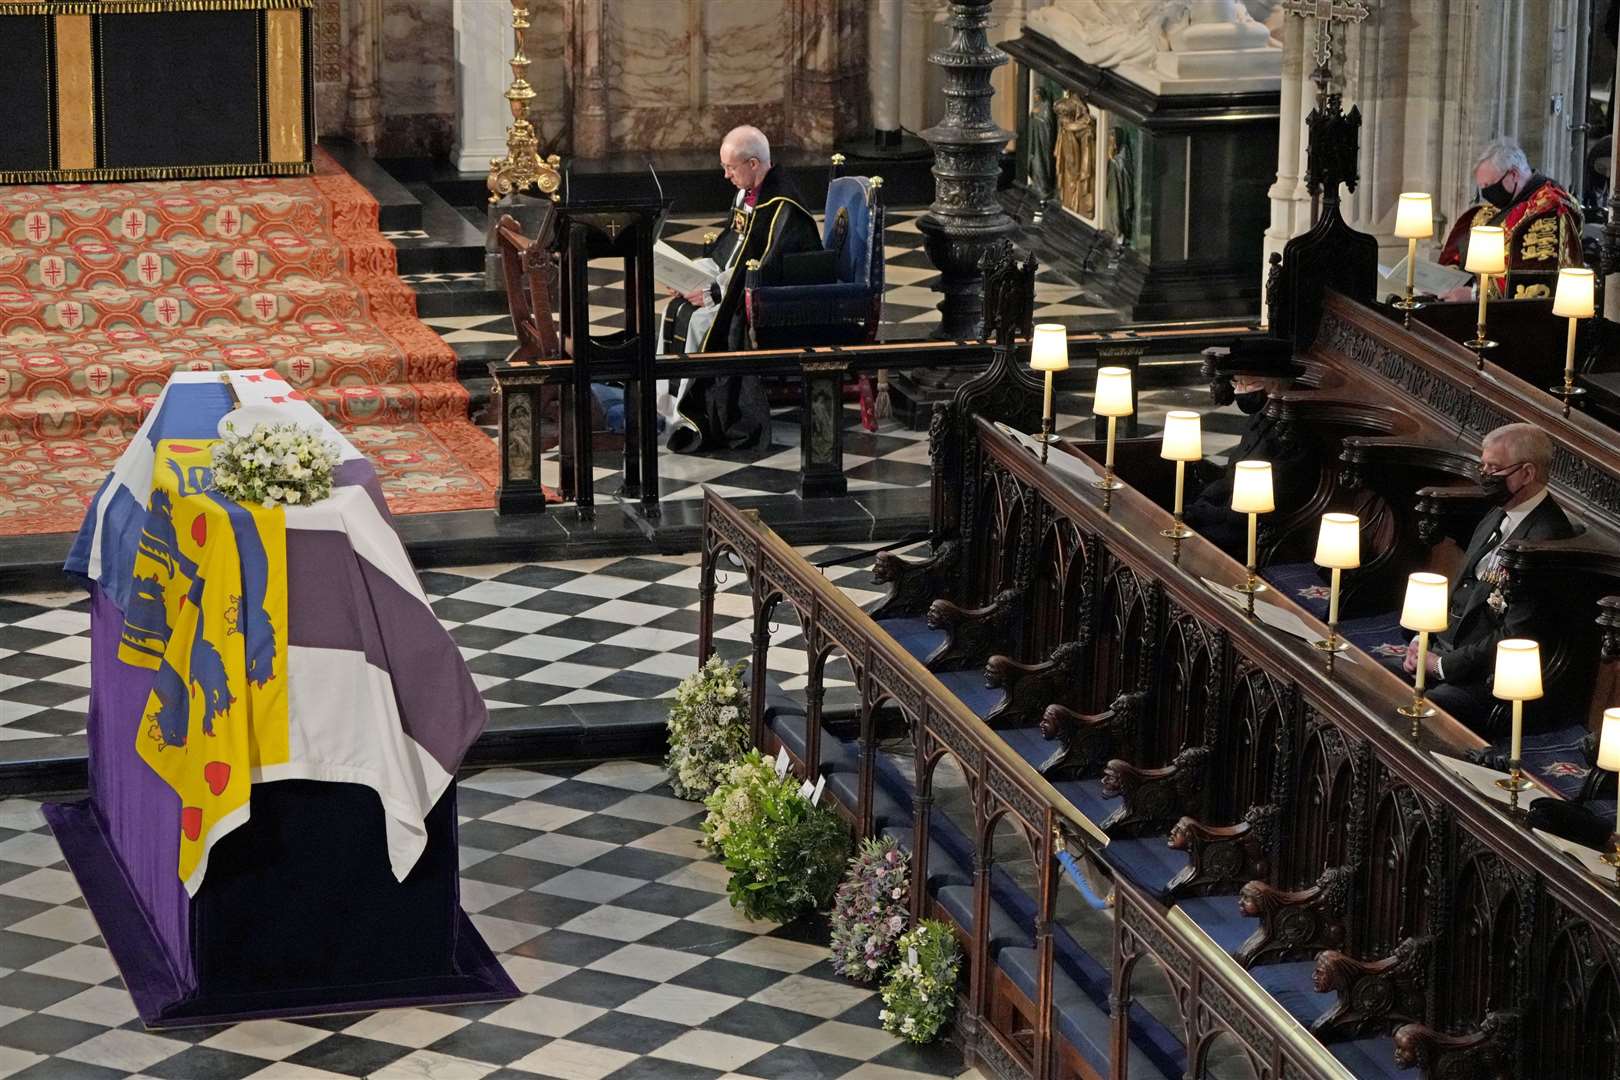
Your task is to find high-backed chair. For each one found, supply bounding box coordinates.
[745,174,885,348]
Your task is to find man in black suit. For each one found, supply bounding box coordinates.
[1183,336,1316,559]
[1405,422,1575,733]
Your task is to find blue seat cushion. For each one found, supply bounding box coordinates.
[1000,725,1058,772]
[1340,610,1407,666]
[1101,837,1189,900]
[998,947,1175,1080]
[1176,895,1252,957]
[937,668,1004,719]
[876,616,946,664]
[1506,723,1592,800]
[1252,961,1333,1026]
[1261,562,1331,621]
[1329,1035,1413,1078]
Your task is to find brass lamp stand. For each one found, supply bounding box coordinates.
[1395,572,1447,739]
[1491,639,1541,816]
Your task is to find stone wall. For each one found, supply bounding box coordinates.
[320,0,872,161]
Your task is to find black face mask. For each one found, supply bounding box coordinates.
[1480,176,1514,209]
[1478,463,1522,505]
[1234,390,1268,415]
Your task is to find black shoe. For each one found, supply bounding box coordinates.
[667,425,702,454]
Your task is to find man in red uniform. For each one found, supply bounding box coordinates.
[1438,136,1582,301]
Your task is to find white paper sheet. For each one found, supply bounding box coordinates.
[654,239,716,295]
[1378,254,1471,295]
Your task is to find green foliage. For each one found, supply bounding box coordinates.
[879,920,962,1044]
[702,750,850,923]
[664,655,750,801]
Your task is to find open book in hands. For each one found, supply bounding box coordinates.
[1377,254,1472,297]
[654,240,716,296]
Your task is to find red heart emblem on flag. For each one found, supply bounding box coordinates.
[181,807,202,841]
[191,515,206,547]
[204,761,230,796]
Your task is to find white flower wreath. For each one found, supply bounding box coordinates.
[210,422,341,508]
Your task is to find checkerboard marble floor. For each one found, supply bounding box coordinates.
[404,209,1119,344]
[0,766,983,1079]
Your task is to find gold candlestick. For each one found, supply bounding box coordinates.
[1463,225,1505,368]
[1492,640,1541,815]
[1550,267,1594,416]
[1395,572,1447,739]
[1390,193,1432,327]
[1310,513,1359,661]
[1029,325,1068,465]
[1158,411,1200,564]
[1229,461,1272,618]
[1598,709,1620,887]
[488,1,563,204]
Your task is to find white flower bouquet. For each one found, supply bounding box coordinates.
[879,920,961,1044]
[665,655,751,801]
[210,421,341,508]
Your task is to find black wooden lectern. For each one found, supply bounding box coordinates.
[552,195,670,514]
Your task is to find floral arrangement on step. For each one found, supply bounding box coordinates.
[211,422,340,508]
[665,655,751,801]
[879,920,962,1044]
[829,835,911,982]
[702,749,850,922]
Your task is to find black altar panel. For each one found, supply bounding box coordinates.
[0,16,52,175]
[99,12,265,170]
[0,1,312,184]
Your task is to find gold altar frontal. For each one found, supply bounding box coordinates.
[0,0,313,183]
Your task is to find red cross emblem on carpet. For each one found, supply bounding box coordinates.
[23,212,49,244]
[137,253,163,286]
[120,209,147,241]
[85,364,112,395]
[38,256,65,290]
[153,296,183,328]
[249,292,278,322]
[215,205,242,238]
[56,301,84,330]
[231,249,258,281]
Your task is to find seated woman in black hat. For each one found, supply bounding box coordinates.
[1182,336,1316,560]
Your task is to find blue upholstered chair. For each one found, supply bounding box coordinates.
[745,175,886,348]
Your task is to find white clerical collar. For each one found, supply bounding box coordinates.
[1501,486,1550,539]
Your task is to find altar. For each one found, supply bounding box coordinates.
[0,0,314,183]
[1001,0,1281,320]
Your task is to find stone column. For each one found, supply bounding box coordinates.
[787,0,867,153]
[566,0,608,158]
[345,0,384,150]
[870,0,904,148]
[452,0,512,173]
[917,0,1013,340]
[1260,13,1308,322]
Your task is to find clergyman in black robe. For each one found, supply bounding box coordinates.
[662,126,821,453]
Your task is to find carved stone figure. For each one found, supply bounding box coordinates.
[1053,91,1095,219]
[1027,85,1056,204]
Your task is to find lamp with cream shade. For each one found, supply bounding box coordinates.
[1029,323,1069,461]
[1092,366,1132,498]
[1396,571,1448,736]
[1492,638,1542,812]
[1463,224,1506,365]
[1229,460,1273,614]
[1391,192,1432,324]
[1597,708,1620,885]
[1311,512,1359,657]
[1158,411,1201,550]
[1550,267,1594,411]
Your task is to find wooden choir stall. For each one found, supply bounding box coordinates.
[694,277,1620,1079]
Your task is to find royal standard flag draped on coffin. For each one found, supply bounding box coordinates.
[117,439,290,890]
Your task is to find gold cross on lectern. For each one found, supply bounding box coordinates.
[1281,0,1371,85]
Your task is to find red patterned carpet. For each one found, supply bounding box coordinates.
[0,149,498,536]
